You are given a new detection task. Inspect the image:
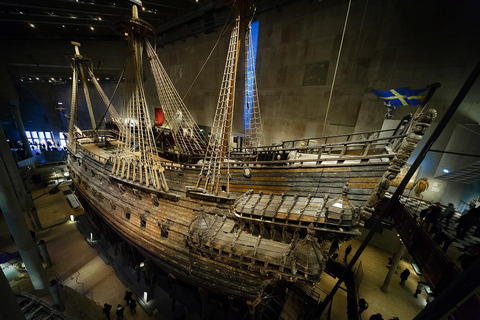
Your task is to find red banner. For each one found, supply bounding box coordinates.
[154,108,164,126]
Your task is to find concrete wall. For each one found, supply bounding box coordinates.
[1,0,480,148]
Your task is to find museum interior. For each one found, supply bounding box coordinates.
[0,0,479,319]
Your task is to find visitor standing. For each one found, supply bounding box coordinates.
[425,204,442,232]
[344,244,352,263]
[128,299,137,315]
[358,298,368,314]
[400,268,410,285]
[124,290,133,305]
[442,203,456,227]
[116,305,125,320]
[414,280,428,298]
[103,303,112,320]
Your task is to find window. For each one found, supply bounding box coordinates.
[59,132,67,148]
[38,132,46,145]
[25,131,33,144]
[31,131,40,145]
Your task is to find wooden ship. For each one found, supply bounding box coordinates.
[66,0,437,313]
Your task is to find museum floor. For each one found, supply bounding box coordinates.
[1,182,429,320]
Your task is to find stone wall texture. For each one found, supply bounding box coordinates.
[1,0,480,146]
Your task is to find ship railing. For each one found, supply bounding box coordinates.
[78,129,119,141]
[233,128,398,153]
[231,133,407,161]
[163,153,395,173]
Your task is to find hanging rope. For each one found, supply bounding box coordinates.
[342,0,369,125]
[182,2,237,100]
[322,0,352,135]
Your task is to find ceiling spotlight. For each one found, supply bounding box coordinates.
[62,25,65,28]
[19,11,24,14]
[90,26,94,30]
[51,77,55,80]
[96,78,99,80]
[35,77,39,80]
[142,6,145,10]
[48,80,52,83]
[28,78,32,80]
[69,77,72,80]
[98,17,102,21]
[443,169,450,174]
[29,23,35,28]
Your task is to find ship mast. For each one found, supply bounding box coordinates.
[110,3,168,191]
[195,1,260,195]
[67,41,98,151]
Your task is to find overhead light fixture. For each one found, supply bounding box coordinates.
[98,17,102,21]
[96,78,99,80]
[19,11,24,15]
[35,77,39,80]
[62,25,65,28]
[142,6,145,10]
[90,26,94,31]
[443,169,450,174]
[29,23,35,28]
[70,214,75,222]
[51,77,55,80]
[69,77,72,80]
[58,102,63,105]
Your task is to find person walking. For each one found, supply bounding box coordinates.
[344,244,352,263]
[103,303,112,320]
[456,211,478,238]
[442,203,456,227]
[358,298,368,315]
[128,299,137,315]
[124,291,133,305]
[425,204,442,232]
[116,304,125,320]
[400,268,410,285]
[414,281,428,298]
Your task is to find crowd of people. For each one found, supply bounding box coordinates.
[415,200,480,253]
[9,139,67,161]
[102,291,137,319]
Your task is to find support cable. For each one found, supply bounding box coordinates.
[322,0,352,135]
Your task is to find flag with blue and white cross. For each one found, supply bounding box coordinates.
[373,87,426,107]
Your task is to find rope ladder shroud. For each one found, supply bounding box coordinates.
[196,15,241,195]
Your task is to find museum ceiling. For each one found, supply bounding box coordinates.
[0,0,301,44]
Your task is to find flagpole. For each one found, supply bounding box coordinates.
[315,61,480,316]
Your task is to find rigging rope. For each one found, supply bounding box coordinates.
[322,0,352,135]
[91,68,125,131]
[182,2,237,101]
